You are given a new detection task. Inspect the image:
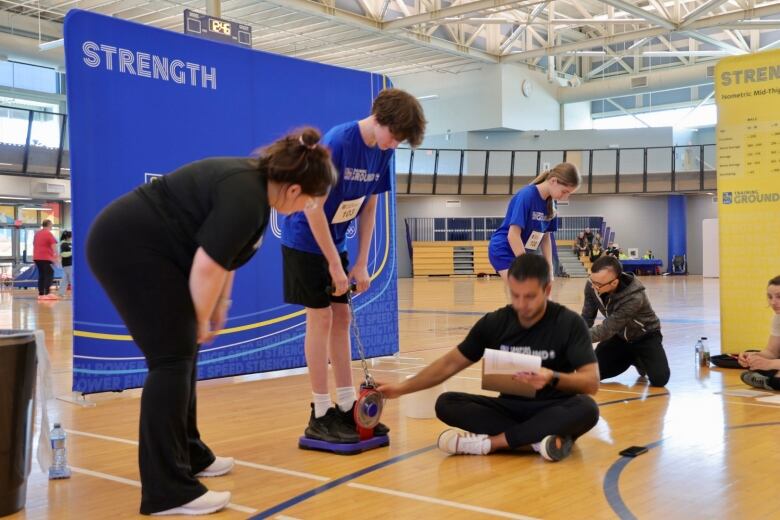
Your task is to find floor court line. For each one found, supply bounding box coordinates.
[597,393,670,407]
[347,482,539,519]
[234,461,330,482]
[69,466,258,514]
[596,388,655,396]
[65,429,330,482]
[355,365,426,374]
[724,399,780,409]
[369,367,481,380]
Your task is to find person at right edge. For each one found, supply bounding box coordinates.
[582,255,670,387]
[739,275,780,391]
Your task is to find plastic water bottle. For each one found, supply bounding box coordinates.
[700,337,710,367]
[694,338,703,366]
[48,423,71,480]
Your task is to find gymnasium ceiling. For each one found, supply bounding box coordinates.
[1,0,779,81]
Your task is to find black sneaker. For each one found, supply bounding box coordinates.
[340,402,390,436]
[305,405,360,443]
[538,435,573,462]
[741,370,773,390]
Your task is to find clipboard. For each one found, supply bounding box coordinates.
[481,360,536,397]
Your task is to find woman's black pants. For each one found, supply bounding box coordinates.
[86,192,214,515]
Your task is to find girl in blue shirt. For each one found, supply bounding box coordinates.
[489,163,581,281]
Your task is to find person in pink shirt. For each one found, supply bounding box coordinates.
[33,219,58,300]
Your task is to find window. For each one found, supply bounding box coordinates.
[12,62,57,93]
[593,104,717,130]
[0,228,11,257]
[0,205,14,224]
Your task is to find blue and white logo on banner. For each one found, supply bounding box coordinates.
[65,10,398,394]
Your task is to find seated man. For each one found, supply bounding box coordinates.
[582,256,670,387]
[740,275,780,390]
[378,254,600,462]
[582,227,594,248]
[573,232,588,257]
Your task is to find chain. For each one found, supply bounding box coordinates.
[346,291,374,388]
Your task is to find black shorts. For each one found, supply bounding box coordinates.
[282,245,350,309]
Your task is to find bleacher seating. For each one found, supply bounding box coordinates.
[555,239,589,278]
[406,216,607,278]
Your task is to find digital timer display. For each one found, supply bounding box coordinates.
[209,19,232,36]
[183,10,252,48]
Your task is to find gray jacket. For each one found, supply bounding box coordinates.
[581,272,661,343]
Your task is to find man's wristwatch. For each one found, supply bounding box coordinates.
[549,371,561,388]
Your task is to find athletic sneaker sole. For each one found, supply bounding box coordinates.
[539,435,574,462]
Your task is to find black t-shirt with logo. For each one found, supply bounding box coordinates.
[137,157,269,271]
[458,301,596,400]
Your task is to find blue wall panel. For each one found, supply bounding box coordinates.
[65,10,398,393]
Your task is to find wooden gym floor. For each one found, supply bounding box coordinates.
[5,275,779,519]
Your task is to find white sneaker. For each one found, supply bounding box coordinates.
[151,490,231,516]
[537,435,573,462]
[437,429,490,455]
[195,456,234,478]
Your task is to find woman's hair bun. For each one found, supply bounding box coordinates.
[300,128,320,148]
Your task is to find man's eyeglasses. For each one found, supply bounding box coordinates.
[589,276,617,289]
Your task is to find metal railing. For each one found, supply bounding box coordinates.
[0,104,69,178]
[406,216,606,242]
[396,144,716,195]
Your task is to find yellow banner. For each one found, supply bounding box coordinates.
[715,50,780,350]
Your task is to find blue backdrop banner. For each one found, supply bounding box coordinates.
[64,10,398,394]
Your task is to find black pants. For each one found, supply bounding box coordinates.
[595,331,670,387]
[34,260,53,295]
[435,392,599,449]
[86,192,214,515]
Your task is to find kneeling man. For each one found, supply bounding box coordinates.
[583,256,670,387]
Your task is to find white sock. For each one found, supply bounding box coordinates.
[312,393,332,418]
[336,386,356,413]
[531,442,541,453]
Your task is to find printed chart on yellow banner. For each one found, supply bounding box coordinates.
[716,50,780,350]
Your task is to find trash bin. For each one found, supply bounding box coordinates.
[0,330,37,517]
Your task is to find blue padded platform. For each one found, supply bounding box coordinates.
[298,435,389,455]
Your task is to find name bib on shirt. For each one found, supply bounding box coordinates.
[525,231,544,251]
[331,196,366,224]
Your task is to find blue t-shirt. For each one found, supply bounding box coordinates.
[488,184,557,271]
[281,121,394,254]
